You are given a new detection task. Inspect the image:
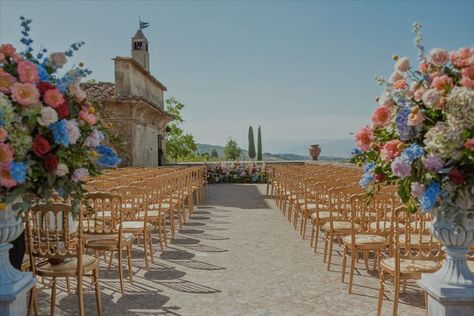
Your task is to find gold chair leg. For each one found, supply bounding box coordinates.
[393,275,400,316]
[149,230,154,263]
[94,268,103,316]
[27,286,37,316]
[143,233,149,269]
[348,249,356,293]
[50,277,56,316]
[327,237,334,271]
[66,276,71,294]
[376,271,385,316]
[363,251,369,272]
[341,246,348,283]
[127,244,133,283]
[118,248,125,295]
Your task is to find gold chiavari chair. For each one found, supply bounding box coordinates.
[26,203,102,316]
[377,207,443,316]
[82,192,133,295]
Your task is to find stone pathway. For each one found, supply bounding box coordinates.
[37,184,425,315]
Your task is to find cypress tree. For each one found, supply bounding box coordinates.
[248,126,256,159]
[257,126,263,161]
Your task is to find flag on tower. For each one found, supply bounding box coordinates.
[139,18,149,30]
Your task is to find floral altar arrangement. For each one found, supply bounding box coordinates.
[0,17,121,215]
[206,162,268,184]
[352,23,473,223]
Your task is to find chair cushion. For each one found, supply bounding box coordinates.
[311,211,337,219]
[121,221,153,230]
[36,255,97,274]
[381,257,441,274]
[369,221,405,231]
[323,221,359,231]
[86,233,133,248]
[343,234,387,245]
[398,234,438,245]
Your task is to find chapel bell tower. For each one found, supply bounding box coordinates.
[131,29,150,71]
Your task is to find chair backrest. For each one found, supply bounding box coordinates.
[82,192,123,238]
[25,203,83,274]
[112,186,148,221]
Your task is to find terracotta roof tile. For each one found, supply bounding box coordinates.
[80,82,116,100]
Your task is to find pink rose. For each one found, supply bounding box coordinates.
[394,57,410,72]
[429,48,449,66]
[460,66,474,89]
[464,138,474,151]
[419,63,429,73]
[355,126,373,151]
[371,105,391,127]
[10,82,40,106]
[0,44,16,57]
[422,89,441,108]
[71,168,89,182]
[78,107,97,125]
[69,80,87,102]
[380,140,403,162]
[431,75,453,91]
[43,88,64,108]
[0,68,17,93]
[450,47,474,68]
[17,61,39,83]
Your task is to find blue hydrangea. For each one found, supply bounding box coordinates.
[395,107,413,141]
[49,120,69,147]
[9,161,27,183]
[400,144,425,163]
[0,110,4,126]
[420,181,441,212]
[95,145,121,167]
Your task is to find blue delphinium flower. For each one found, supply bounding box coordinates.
[37,65,50,82]
[0,110,4,126]
[49,120,69,147]
[95,145,115,156]
[351,148,362,156]
[395,107,413,141]
[400,144,425,163]
[9,161,27,183]
[359,162,375,188]
[420,181,441,212]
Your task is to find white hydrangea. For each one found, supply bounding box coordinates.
[445,86,474,130]
[424,122,464,159]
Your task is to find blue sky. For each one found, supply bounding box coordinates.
[1,0,473,155]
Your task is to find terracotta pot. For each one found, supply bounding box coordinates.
[309,144,321,160]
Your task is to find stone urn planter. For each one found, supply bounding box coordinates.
[418,208,474,315]
[309,144,321,161]
[0,205,36,316]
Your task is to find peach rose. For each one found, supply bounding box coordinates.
[44,88,65,108]
[429,48,449,66]
[380,140,403,162]
[0,44,16,57]
[460,66,474,89]
[69,80,87,102]
[0,128,7,142]
[355,126,373,151]
[432,74,453,91]
[393,79,407,90]
[17,61,39,83]
[10,82,40,106]
[418,63,429,74]
[414,86,426,101]
[389,71,404,82]
[371,105,392,127]
[450,47,474,68]
[0,167,16,189]
[0,68,17,93]
[422,89,441,108]
[407,109,425,126]
[0,143,13,165]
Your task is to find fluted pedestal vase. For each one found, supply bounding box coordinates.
[418,210,474,316]
[0,207,36,316]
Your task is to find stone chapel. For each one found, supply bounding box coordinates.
[81,28,174,166]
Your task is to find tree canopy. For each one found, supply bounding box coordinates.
[257,126,263,161]
[224,138,242,160]
[248,126,256,159]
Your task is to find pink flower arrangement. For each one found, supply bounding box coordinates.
[450,47,474,68]
[0,68,17,92]
[461,66,474,88]
[431,74,453,91]
[371,105,392,127]
[355,126,373,151]
[10,82,40,106]
[429,48,450,66]
[17,60,39,83]
[43,88,64,108]
[380,140,403,162]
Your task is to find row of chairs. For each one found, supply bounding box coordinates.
[265,164,471,316]
[24,166,207,316]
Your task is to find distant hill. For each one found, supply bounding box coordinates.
[196,143,347,161]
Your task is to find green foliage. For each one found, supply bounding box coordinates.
[165,97,197,162]
[224,138,242,160]
[257,126,262,161]
[248,126,256,159]
[211,148,219,158]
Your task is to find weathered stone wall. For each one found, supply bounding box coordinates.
[114,58,164,110]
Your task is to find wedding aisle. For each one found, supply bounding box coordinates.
[36,184,425,315]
